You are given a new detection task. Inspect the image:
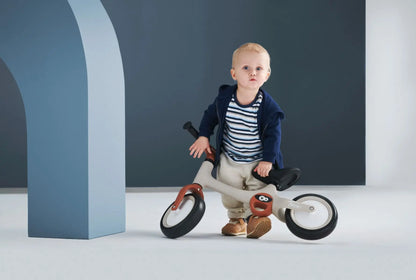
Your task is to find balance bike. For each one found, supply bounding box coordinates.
[160,122,338,240]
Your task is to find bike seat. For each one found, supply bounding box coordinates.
[252,167,302,191]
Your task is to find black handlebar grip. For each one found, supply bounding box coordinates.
[183,121,199,139]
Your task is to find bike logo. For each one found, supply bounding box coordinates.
[255,194,272,203]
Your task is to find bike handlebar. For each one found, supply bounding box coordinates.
[183,121,199,140]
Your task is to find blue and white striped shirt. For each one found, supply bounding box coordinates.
[222,92,263,163]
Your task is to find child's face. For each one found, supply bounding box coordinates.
[230,51,270,92]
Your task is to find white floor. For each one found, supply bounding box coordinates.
[1,185,416,280]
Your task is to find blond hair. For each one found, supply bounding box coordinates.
[232,42,271,71]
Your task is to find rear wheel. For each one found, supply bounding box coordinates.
[160,193,205,239]
[285,194,337,240]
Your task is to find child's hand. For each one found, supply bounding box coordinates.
[254,161,272,177]
[189,136,211,158]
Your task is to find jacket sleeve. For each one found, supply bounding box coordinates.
[198,97,219,139]
[262,112,283,165]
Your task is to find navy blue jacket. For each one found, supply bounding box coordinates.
[199,84,285,168]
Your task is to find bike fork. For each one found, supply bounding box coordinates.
[272,196,315,223]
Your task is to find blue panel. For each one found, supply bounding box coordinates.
[0,0,125,239]
[68,0,125,238]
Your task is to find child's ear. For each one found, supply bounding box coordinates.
[230,68,236,80]
[265,71,271,81]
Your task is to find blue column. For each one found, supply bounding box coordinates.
[0,0,125,239]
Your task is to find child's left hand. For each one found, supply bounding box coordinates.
[254,161,273,177]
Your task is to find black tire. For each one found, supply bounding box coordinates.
[160,193,205,239]
[285,194,338,240]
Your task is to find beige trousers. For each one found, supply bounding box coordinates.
[217,154,267,219]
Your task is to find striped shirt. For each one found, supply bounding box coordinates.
[222,92,263,163]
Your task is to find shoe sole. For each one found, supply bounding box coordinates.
[222,231,246,236]
[247,220,271,239]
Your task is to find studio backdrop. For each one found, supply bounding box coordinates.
[0,0,365,187]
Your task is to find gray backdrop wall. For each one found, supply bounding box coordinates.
[0,0,365,187]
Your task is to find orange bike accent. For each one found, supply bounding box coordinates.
[249,193,273,217]
[205,146,216,163]
[171,183,204,211]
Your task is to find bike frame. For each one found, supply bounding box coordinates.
[172,160,315,223]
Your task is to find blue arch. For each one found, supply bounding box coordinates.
[0,0,125,239]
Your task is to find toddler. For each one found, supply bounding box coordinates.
[189,43,285,238]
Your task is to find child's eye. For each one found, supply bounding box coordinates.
[256,67,263,71]
[243,66,249,70]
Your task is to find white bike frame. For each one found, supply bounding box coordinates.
[189,160,315,222]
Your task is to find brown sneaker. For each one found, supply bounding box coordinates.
[247,216,271,239]
[221,218,247,236]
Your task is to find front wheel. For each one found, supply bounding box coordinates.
[285,194,338,240]
[160,193,205,239]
